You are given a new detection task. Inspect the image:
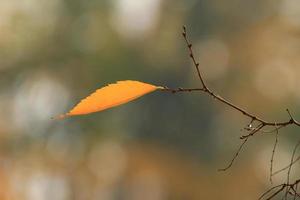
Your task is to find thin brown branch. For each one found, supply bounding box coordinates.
[161,87,291,136]
[264,185,286,200]
[292,184,299,200]
[258,184,286,200]
[261,125,284,134]
[163,27,300,134]
[272,155,300,176]
[160,85,299,128]
[285,187,292,200]
[287,140,300,187]
[176,26,300,200]
[161,87,205,93]
[218,137,250,171]
[160,27,300,172]
[240,123,265,139]
[262,176,300,199]
[270,128,279,184]
[217,123,267,171]
[182,26,207,89]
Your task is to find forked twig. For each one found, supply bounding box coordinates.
[285,140,300,199]
[272,155,300,176]
[258,184,286,200]
[160,26,300,199]
[160,26,300,171]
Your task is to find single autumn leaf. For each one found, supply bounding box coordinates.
[57,80,162,119]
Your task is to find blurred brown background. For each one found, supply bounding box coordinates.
[0,0,300,199]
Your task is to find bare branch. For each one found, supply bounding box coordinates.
[272,155,300,176]
[163,26,300,199]
[292,184,299,200]
[160,27,300,173]
[218,137,250,171]
[182,26,207,89]
[240,123,265,139]
[258,184,285,200]
[287,140,300,188]
[270,127,279,184]
[161,87,205,93]
[162,27,300,134]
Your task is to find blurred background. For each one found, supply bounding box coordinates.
[0,0,300,199]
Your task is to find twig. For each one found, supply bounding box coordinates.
[258,184,285,200]
[286,140,300,197]
[182,26,206,90]
[259,179,300,200]
[160,27,300,172]
[162,27,300,129]
[218,137,250,171]
[240,123,265,139]
[161,26,300,199]
[272,156,300,176]
[261,125,284,134]
[270,127,279,184]
[292,184,299,200]
[162,87,205,93]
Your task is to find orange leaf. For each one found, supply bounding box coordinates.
[57,80,162,118]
